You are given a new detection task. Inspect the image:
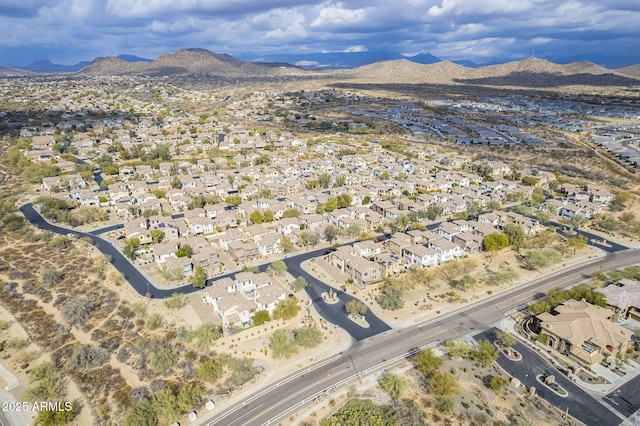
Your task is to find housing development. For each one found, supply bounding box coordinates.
[1,52,640,426]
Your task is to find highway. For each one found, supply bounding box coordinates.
[206,249,639,426]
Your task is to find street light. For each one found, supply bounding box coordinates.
[348,355,361,383]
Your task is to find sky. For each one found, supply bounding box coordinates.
[1,0,640,67]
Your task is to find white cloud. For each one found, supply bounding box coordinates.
[310,2,366,28]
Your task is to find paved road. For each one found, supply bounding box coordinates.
[605,374,640,417]
[206,249,640,426]
[19,203,390,340]
[475,328,624,426]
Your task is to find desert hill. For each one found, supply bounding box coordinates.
[78,48,312,78]
[340,56,640,88]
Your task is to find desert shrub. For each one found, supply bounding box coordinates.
[24,361,64,401]
[5,336,29,350]
[68,344,109,371]
[40,267,63,287]
[145,313,163,330]
[163,293,189,309]
[197,357,223,382]
[124,399,157,426]
[150,347,177,373]
[293,326,323,348]
[61,297,94,325]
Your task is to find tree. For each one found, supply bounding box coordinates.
[152,387,181,424]
[189,265,206,288]
[150,229,165,244]
[263,210,274,222]
[272,298,300,320]
[483,232,509,252]
[521,176,539,186]
[325,197,338,212]
[253,310,270,326]
[489,375,510,392]
[249,210,264,224]
[472,340,499,367]
[197,357,223,382]
[125,400,157,426]
[164,293,189,309]
[345,300,367,317]
[62,297,94,325]
[267,260,287,276]
[426,205,444,220]
[428,371,460,398]
[291,276,308,292]
[377,283,405,310]
[279,236,295,253]
[344,223,362,237]
[294,326,323,348]
[566,234,587,255]
[496,331,516,348]
[445,339,471,358]
[318,173,332,189]
[453,274,477,290]
[323,224,339,244]
[503,223,526,248]
[224,195,242,207]
[378,372,406,400]
[175,244,193,258]
[270,329,298,359]
[414,348,443,375]
[282,208,300,218]
[336,193,352,208]
[123,237,140,260]
[177,383,204,412]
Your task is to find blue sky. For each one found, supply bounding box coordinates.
[1,0,639,67]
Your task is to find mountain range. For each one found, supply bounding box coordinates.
[1,48,639,88]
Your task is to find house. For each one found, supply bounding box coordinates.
[152,242,178,265]
[235,272,272,296]
[427,238,464,262]
[536,299,633,366]
[255,283,287,315]
[344,256,382,285]
[595,279,640,321]
[375,251,403,277]
[257,233,283,257]
[403,244,438,268]
[163,256,193,277]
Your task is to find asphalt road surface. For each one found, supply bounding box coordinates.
[20,203,390,340]
[605,374,640,418]
[207,249,640,426]
[475,328,624,426]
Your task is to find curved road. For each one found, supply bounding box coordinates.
[206,249,639,426]
[19,203,390,340]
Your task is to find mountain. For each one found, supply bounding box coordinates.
[338,57,640,88]
[340,59,470,84]
[616,64,640,79]
[20,59,90,73]
[117,54,152,63]
[78,48,311,78]
[406,53,441,65]
[0,65,36,77]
